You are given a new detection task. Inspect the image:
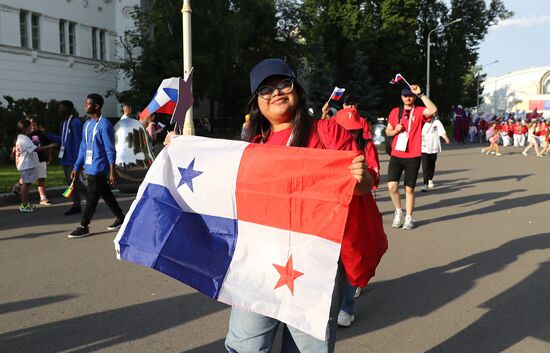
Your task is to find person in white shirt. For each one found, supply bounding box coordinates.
[421,116,450,192]
[120,103,132,119]
[14,119,56,212]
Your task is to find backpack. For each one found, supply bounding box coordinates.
[385,106,404,155]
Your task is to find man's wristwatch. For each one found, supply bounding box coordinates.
[417,92,425,98]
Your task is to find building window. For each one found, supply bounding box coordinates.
[59,20,66,54]
[92,27,97,59]
[31,13,40,50]
[20,10,28,48]
[68,22,76,55]
[99,30,106,60]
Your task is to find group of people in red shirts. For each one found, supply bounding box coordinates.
[479,112,550,157]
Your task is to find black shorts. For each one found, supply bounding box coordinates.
[387,156,421,188]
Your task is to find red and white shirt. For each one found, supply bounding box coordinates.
[388,106,427,158]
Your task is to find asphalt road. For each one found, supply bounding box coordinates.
[1,143,549,353]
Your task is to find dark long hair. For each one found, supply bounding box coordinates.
[242,81,315,147]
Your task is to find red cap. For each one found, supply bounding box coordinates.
[335,107,363,131]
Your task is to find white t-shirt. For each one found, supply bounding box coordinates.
[422,119,447,154]
[15,134,39,171]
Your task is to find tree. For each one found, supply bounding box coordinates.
[344,49,381,119]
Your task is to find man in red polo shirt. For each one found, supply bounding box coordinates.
[385,85,438,230]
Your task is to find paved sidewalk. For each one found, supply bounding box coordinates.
[0,144,549,352]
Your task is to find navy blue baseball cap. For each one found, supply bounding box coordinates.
[401,87,414,96]
[250,59,296,94]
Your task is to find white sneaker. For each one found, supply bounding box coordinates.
[428,180,434,188]
[337,310,355,327]
[354,287,362,298]
[495,153,502,156]
[392,209,405,228]
[403,215,415,230]
[421,184,428,192]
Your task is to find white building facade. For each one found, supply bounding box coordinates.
[0,0,144,117]
[480,66,550,117]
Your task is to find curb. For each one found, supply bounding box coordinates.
[0,186,68,207]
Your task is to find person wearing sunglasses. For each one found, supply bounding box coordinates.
[166,58,386,353]
[385,86,438,230]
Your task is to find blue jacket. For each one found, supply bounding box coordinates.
[73,116,116,176]
[47,116,83,166]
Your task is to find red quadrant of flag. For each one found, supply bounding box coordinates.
[236,144,357,243]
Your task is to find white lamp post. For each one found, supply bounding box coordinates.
[182,0,195,135]
[426,18,462,98]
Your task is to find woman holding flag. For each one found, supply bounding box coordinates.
[166,58,387,353]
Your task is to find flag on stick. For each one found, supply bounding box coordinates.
[329,86,346,101]
[389,73,412,88]
[62,179,75,198]
[139,68,194,130]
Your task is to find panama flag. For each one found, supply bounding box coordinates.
[114,136,357,340]
[329,86,346,101]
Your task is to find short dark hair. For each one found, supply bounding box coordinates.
[87,93,104,109]
[59,100,74,111]
[343,95,357,106]
[17,119,31,133]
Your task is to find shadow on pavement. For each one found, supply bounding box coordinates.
[426,260,550,352]
[415,189,526,212]
[0,295,77,315]
[338,233,550,350]
[425,194,550,224]
[0,230,62,242]
[182,338,226,353]
[0,293,227,353]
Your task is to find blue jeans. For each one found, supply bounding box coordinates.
[340,278,356,315]
[225,264,344,353]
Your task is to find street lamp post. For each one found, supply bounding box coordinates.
[426,18,462,98]
[476,60,499,111]
[181,0,194,135]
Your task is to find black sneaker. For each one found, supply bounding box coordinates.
[64,205,82,216]
[68,226,91,239]
[107,218,124,231]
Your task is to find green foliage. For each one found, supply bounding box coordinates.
[0,96,65,162]
[116,0,512,126]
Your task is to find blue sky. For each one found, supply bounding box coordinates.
[477,0,550,77]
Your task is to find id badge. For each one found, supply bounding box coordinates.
[85,149,93,165]
[58,146,65,159]
[395,132,409,152]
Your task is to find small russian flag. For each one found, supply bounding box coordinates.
[329,87,346,101]
[389,73,411,87]
[389,74,404,84]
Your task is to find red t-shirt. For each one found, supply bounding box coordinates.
[262,119,358,151]
[388,106,427,158]
[538,123,548,137]
[513,122,522,134]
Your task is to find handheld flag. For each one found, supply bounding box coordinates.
[389,73,412,88]
[114,136,359,340]
[329,86,346,101]
[170,68,194,128]
[62,179,75,198]
[139,68,194,130]
[139,78,180,121]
